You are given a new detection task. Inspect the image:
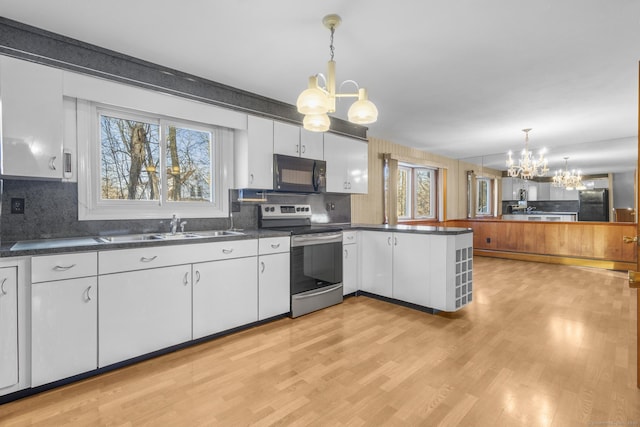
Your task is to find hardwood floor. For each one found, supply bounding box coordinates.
[1,257,638,426]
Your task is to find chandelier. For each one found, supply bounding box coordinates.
[552,157,585,190]
[296,14,378,132]
[506,128,549,179]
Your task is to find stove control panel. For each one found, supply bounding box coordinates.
[260,204,312,218]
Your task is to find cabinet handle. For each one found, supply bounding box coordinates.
[344,249,349,259]
[347,235,354,241]
[0,278,7,295]
[387,236,392,246]
[301,145,306,154]
[348,182,352,189]
[53,264,76,271]
[296,144,299,154]
[84,285,92,302]
[222,248,234,254]
[183,272,189,286]
[249,173,254,184]
[394,237,398,246]
[49,156,57,170]
[195,270,201,284]
[344,182,348,189]
[260,261,265,273]
[270,243,281,249]
[140,256,158,262]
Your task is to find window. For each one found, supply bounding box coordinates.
[79,102,231,220]
[475,177,495,216]
[398,164,437,220]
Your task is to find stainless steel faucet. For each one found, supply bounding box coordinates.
[169,214,180,234]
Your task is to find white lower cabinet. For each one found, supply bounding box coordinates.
[0,267,18,390]
[31,277,97,386]
[193,257,258,339]
[360,231,393,298]
[258,236,290,320]
[258,252,290,320]
[359,230,473,312]
[98,265,192,367]
[342,231,359,295]
[392,232,430,307]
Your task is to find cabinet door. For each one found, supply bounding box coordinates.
[346,139,368,194]
[501,178,514,201]
[324,133,368,193]
[392,233,430,306]
[300,129,323,160]
[273,121,301,157]
[32,277,97,386]
[193,257,257,339]
[258,252,290,320]
[0,56,63,179]
[360,231,393,298]
[246,115,274,188]
[0,267,18,389]
[98,265,192,367]
[323,133,350,193]
[343,243,359,295]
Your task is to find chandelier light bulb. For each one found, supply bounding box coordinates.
[348,88,378,124]
[303,113,331,132]
[296,76,329,115]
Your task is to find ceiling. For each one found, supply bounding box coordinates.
[1,0,638,175]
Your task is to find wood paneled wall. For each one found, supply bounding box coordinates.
[447,219,637,266]
[351,137,498,224]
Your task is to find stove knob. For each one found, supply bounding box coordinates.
[305,207,310,211]
[296,207,301,212]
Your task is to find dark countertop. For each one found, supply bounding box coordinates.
[343,223,473,235]
[0,223,471,258]
[506,211,578,215]
[0,229,289,258]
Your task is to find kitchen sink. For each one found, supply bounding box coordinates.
[98,233,164,243]
[194,230,245,237]
[98,230,244,243]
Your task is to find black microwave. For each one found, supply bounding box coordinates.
[273,154,326,193]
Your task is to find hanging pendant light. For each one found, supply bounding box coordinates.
[552,157,585,190]
[506,128,549,179]
[297,14,378,132]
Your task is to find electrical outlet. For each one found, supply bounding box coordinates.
[11,198,25,214]
[486,237,491,244]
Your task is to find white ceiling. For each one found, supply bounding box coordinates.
[1,0,638,175]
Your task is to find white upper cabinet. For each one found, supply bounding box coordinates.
[300,129,324,160]
[273,121,300,157]
[0,56,64,179]
[324,133,368,194]
[273,121,324,160]
[234,115,274,189]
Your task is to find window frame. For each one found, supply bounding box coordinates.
[475,177,491,215]
[77,101,231,220]
[397,163,438,222]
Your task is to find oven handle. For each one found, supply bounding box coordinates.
[292,284,343,299]
[291,233,342,247]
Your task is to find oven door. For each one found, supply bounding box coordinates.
[290,232,343,295]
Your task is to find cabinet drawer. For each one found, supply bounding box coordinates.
[99,239,258,274]
[343,231,358,245]
[258,237,290,255]
[204,239,258,261]
[32,252,97,283]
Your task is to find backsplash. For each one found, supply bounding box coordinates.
[0,180,351,243]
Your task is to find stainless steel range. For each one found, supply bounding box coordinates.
[259,204,343,317]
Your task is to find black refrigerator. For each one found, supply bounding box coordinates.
[578,189,609,221]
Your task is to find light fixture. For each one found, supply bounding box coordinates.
[552,157,585,190]
[296,14,378,132]
[506,128,549,179]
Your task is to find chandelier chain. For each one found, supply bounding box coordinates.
[329,25,335,61]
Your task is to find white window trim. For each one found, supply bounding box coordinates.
[76,100,232,220]
[398,163,438,220]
